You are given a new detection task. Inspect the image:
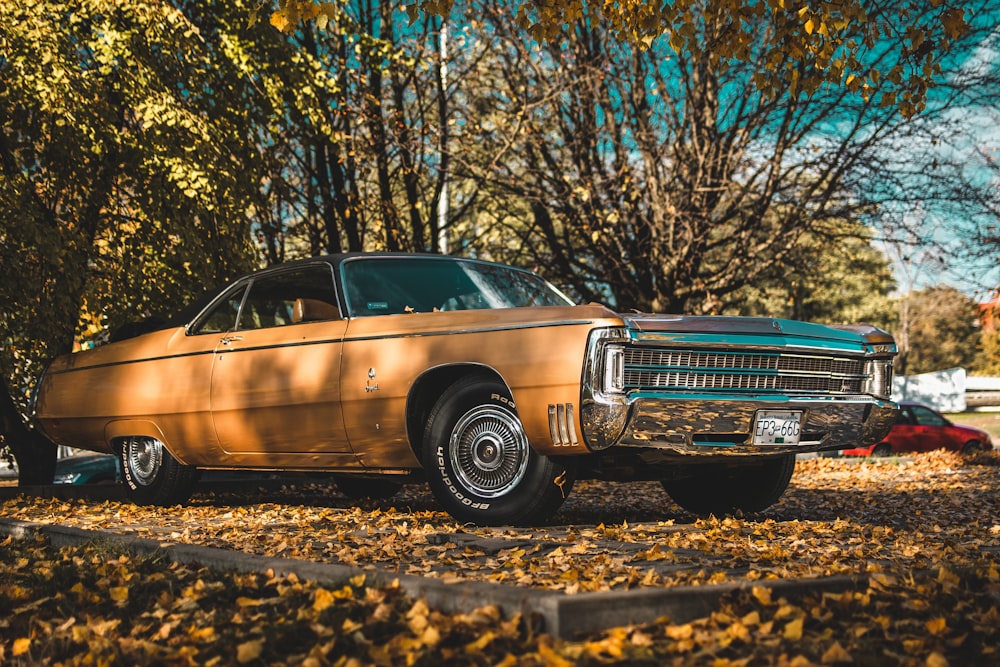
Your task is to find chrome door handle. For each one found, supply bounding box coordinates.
[220,335,243,345]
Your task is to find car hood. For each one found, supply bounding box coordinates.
[953,424,992,440]
[617,313,896,353]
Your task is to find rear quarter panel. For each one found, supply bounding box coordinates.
[34,328,218,462]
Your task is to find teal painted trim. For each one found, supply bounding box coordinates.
[624,365,860,376]
[626,392,895,405]
[629,391,814,402]
[627,331,868,354]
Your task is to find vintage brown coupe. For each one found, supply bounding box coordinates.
[31,253,897,525]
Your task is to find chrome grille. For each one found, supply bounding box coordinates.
[623,348,866,394]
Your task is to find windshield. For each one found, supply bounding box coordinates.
[342,257,574,317]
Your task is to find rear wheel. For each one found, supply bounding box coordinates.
[422,376,574,526]
[872,443,893,457]
[118,436,199,506]
[661,455,795,516]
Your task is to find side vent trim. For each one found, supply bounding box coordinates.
[548,403,579,447]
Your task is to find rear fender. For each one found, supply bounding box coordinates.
[104,420,184,464]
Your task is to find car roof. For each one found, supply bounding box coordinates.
[166,252,541,329]
[248,252,513,275]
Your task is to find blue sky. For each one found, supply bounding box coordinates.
[875,11,1000,301]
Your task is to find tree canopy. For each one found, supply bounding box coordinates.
[0,0,265,479]
[271,0,969,117]
[423,0,947,315]
[897,286,983,375]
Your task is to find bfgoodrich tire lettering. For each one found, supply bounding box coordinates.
[119,436,199,506]
[661,454,795,516]
[423,376,574,526]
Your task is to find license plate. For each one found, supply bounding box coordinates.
[752,410,802,445]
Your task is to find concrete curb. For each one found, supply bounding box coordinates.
[0,479,305,502]
[0,484,127,502]
[0,516,866,638]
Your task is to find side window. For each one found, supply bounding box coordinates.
[912,406,946,427]
[190,285,247,335]
[238,265,339,331]
[343,260,397,316]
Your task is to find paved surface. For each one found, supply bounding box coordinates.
[0,512,864,638]
[9,453,995,638]
[1,480,873,638]
[2,477,860,588]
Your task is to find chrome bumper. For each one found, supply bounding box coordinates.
[595,394,898,456]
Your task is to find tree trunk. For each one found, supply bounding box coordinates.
[0,375,56,485]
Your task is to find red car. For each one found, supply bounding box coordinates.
[842,402,993,457]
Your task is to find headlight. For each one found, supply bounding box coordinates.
[863,359,894,400]
[581,327,630,451]
[603,345,625,394]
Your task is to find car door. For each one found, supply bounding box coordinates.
[206,264,354,466]
[908,404,958,451]
[886,405,921,453]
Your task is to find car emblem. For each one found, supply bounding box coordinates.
[365,368,379,393]
[772,320,782,332]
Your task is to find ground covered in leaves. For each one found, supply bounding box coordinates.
[2,451,1000,665]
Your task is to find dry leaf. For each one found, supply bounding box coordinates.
[12,638,30,657]
[821,641,852,664]
[236,639,264,663]
[783,618,804,641]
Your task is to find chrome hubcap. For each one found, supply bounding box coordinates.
[450,405,529,498]
[126,436,162,486]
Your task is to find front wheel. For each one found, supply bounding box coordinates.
[118,436,199,506]
[661,455,795,516]
[422,376,574,526]
[961,440,983,455]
